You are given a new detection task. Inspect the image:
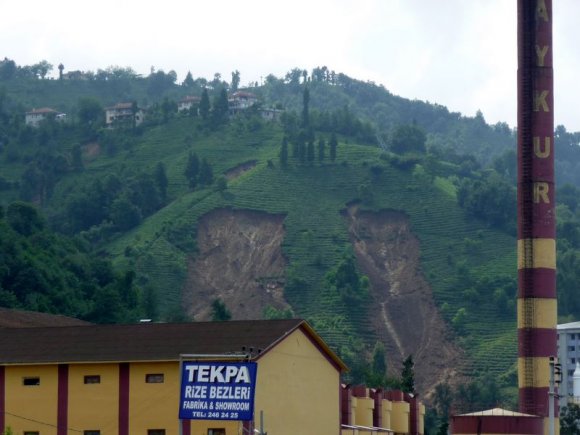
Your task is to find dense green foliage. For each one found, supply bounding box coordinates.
[0,202,142,322]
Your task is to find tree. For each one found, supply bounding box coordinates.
[71,144,84,172]
[199,88,210,120]
[211,298,231,321]
[390,124,427,154]
[279,136,289,168]
[561,404,580,435]
[457,172,516,233]
[211,88,229,126]
[371,341,387,381]
[325,250,369,306]
[302,86,310,128]
[32,60,53,79]
[401,355,415,394]
[155,162,168,201]
[329,133,338,162]
[6,201,45,236]
[77,97,103,127]
[231,70,241,91]
[183,71,194,87]
[184,152,200,189]
[199,158,214,186]
[318,138,325,163]
[307,141,315,163]
[110,195,142,231]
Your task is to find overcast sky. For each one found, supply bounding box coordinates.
[2,0,579,131]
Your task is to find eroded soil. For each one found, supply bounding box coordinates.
[182,208,290,320]
[183,205,463,397]
[344,205,465,395]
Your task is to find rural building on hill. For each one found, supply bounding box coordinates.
[25,108,66,128]
[105,102,144,127]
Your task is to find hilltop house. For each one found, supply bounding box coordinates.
[105,102,144,127]
[228,91,258,115]
[25,108,66,128]
[178,95,201,113]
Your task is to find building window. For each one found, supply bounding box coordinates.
[84,431,100,435]
[147,430,165,435]
[572,334,576,340]
[569,346,575,352]
[145,373,164,383]
[572,358,576,364]
[208,430,226,435]
[84,375,101,384]
[23,377,40,386]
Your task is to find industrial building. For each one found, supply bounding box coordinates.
[0,313,423,435]
[557,321,580,407]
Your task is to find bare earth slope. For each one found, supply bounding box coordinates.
[183,208,290,320]
[344,205,464,395]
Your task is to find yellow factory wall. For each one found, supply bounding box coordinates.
[253,328,341,435]
[382,399,393,430]
[129,361,180,434]
[68,363,119,434]
[391,401,410,434]
[354,395,375,427]
[4,365,58,435]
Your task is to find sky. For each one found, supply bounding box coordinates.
[1,0,579,131]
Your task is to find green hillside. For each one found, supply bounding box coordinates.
[4,61,580,416]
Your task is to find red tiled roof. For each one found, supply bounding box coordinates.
[106,102,135,110]
[0,319,349,370]
[180,96,201,103]
[26,108,59,115]
[232,91,257,99]
[0,308,91,328]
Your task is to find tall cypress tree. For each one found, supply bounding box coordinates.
[280,136,289,167]
[199,88,210,120]
[184,152,200,189]
[199,158,214,186]
[301,86,310,128]
[317,138,325,163]
[307,141,315,163]
[329,133,338,162]
[155,162,168,201]
[211,88,229,126]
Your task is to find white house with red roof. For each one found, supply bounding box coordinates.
[25,108,66,127]
[178,95,201,113]
[105,102,144,127]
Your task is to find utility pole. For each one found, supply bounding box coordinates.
[549,357,555,435]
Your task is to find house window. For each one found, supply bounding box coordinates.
[208,430,226,435]
[84,431,100,435]
[84,375,101,384]
[145,373,164,383]
[147,430,165,435]
[23,377,40,386]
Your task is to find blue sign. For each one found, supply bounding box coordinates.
[179,361,257,421]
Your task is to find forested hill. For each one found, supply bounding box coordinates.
[3,59,580,420]
[2,60,579,186]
